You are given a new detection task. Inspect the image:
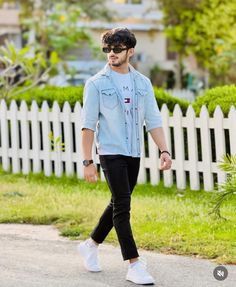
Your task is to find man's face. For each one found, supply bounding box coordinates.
[102,45,134,67]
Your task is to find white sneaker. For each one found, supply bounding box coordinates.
[126,260,155,285]
[77,239,102,272]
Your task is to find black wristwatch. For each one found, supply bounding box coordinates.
[160,150,171,156]
[83,159,94,167]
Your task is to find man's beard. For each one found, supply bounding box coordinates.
[110,53,128,67]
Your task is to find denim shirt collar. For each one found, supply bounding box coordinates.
[99,63,139,79]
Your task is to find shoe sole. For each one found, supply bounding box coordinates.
[126,280,154,285]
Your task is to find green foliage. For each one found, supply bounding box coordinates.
[158,0,236,84]
[153,87,190,114]
[49,131,65,152]
[192,85,236,116]
[0,0,110,61]
[10,85,189,113]
[210,154,236,219]
[21,2,94,59]
[0,41,58,100]
[8,83,236,117]
[11,86,84,108]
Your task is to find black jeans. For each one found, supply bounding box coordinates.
[90,154,140,260]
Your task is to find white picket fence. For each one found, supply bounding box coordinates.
[0,99,236,191]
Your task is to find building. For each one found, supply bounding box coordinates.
[0,0,178,86]
[76,0,176,80]
[0,2,22,48]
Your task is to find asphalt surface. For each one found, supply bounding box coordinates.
[0,224,235,287]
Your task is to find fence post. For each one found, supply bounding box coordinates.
[214,106,226,185]
[147,132,160,185]
[138,127,146,184]
[52,101,62,177]
[0,100,10,171]
[186,105,199,190]
[31,101,41,173]
[63,101,73,176]
[228,106,236,155]
[173,104,186,189]
[161,104,173,187]
[10,100,20,173]
[41,101,52,176]
[74,102,83,179]
[20,101,30,174]
[200,105,214,191]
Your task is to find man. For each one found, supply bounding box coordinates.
[78,27,172,285]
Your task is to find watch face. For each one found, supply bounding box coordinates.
[83,160,93,167]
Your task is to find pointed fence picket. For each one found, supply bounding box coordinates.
[63,102,73,176]
[41,101,51,176]
[0,100,9,171]
[73,102,83,179]
[199,106,214,191]
[31,100,41,173]
[173,104,186,189]
[10,100,20,173]
[213,106,226,185]
[161,104,173,187]
[186,105,199,190]
[20,101,30,175]
[0,99,235,192]
[228,106,236,155]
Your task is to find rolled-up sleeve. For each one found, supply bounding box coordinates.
[81,80,99,131]
[144,80,162,131]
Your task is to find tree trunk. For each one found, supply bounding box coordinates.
[175,53,184,89]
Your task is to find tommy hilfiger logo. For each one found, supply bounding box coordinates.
[124,98,131,103]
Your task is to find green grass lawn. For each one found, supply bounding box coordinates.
[0,168,235,265]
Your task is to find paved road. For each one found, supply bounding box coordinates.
[0,224,235,287]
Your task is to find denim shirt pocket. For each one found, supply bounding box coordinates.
[137,89,147,108]
[101,88,119,109]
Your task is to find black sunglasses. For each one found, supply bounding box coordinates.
[102,47,128,54]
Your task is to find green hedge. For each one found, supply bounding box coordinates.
[192,85,236,116]
[11,86,84,108]
[8,84,236,116]
[10,85,189,113]
[153,87,190,114]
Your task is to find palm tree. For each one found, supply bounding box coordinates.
[210,154,236,219]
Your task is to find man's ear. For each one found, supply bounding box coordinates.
[129,48,135,57]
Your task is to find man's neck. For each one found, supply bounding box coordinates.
[109,64,129,74]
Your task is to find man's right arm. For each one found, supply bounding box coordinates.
[82,128,98,182]
[81,80,99,183]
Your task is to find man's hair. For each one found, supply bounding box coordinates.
[101,27,137,48]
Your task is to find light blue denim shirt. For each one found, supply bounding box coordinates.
[81,63,162,157]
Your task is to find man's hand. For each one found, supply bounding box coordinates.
[160,153,172,170]
[84,164,98,182]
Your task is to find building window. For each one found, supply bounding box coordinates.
[114,0,142,4]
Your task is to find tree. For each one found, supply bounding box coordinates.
[0,41,59,99]
[158,0,236,87]
[0,0,110,95]
[0,0,110,60]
